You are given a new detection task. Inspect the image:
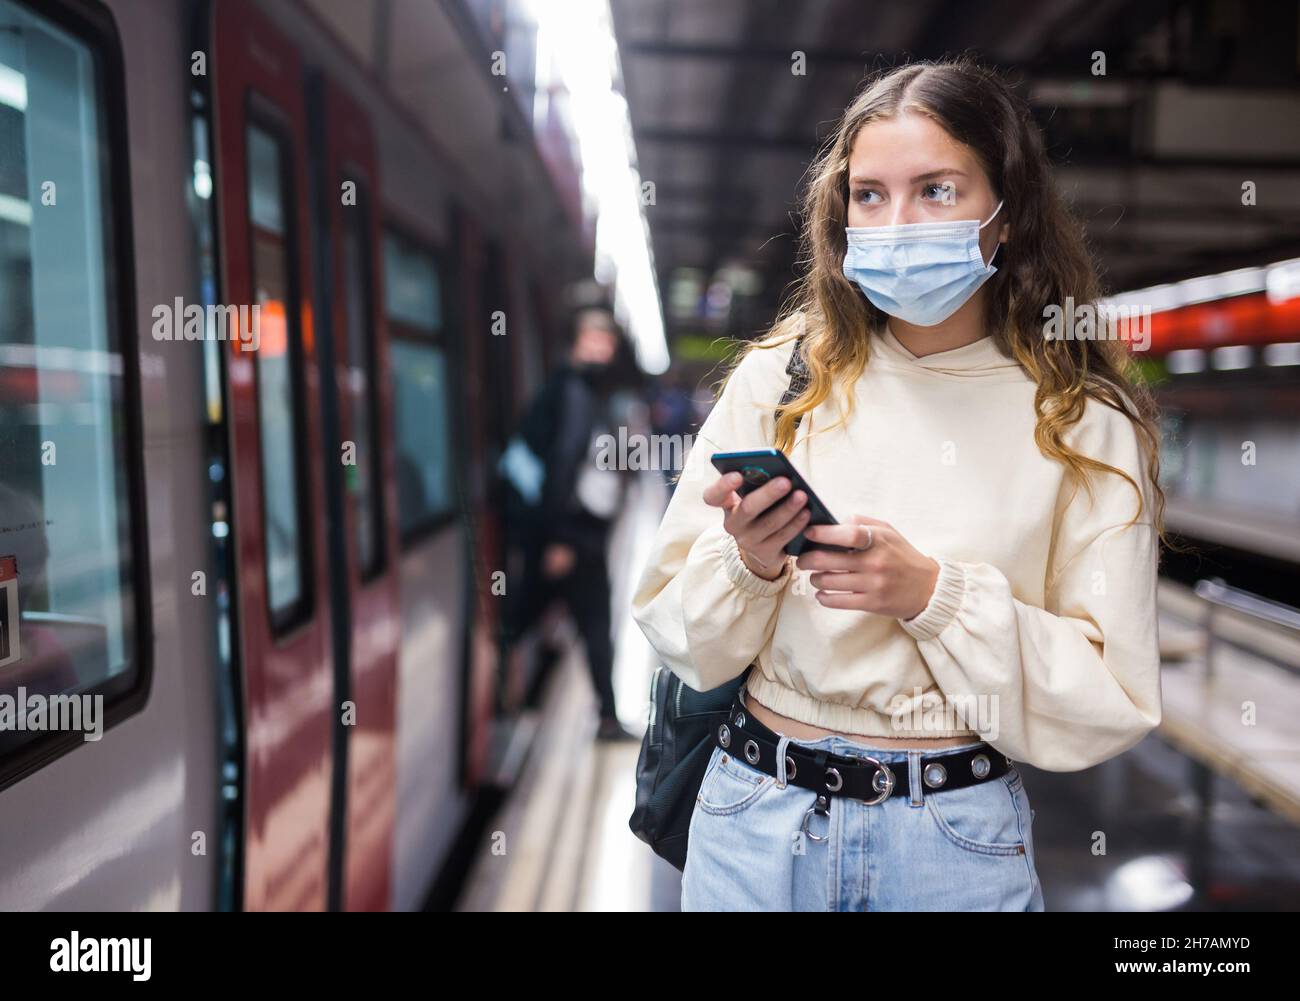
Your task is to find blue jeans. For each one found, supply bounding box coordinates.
[681,736,1045,911]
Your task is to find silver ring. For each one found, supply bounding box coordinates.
[801,805,829,843]
[858,526,874,551]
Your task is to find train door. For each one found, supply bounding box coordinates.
[210,0,333,910]
[316,78,399,912]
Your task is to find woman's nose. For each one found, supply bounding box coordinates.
[884,203,920,227]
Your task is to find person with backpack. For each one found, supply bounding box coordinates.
[499,306,637,741]
[630,59,1167,910]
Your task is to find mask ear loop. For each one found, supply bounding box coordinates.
[978,199,1005,230]
[977,199,1005,270]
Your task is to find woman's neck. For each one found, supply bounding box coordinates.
[886,293,989,358]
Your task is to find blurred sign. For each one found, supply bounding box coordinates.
[672,334,740,363]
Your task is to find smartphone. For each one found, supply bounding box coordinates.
[709,448,851,556]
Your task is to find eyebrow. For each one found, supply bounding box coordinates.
[849,169,969,185]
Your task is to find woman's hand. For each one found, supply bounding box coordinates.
[702,472,809,581]
[795,516,940,619]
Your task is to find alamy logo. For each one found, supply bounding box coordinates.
[50,932,151,981]
[1042,296,1151,351]
[0,688,103,741]
[151,297,261,351]
[593,428,697,471]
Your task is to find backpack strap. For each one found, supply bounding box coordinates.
[776,335,809,433]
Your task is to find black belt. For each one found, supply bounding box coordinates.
[714,694,1013,819]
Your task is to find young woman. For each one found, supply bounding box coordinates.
[630,58,1170,912]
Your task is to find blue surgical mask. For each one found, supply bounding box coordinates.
[842,200,1004,326]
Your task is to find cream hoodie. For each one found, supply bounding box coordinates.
[630,324,1163,772]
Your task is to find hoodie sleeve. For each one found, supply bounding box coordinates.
[897,401,1163,772]
[630,341,798,692]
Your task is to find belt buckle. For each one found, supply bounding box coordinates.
[859,754,895,805]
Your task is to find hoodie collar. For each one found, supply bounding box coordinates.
[870,322,1025,380]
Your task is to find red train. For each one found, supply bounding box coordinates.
[0,0,583,909]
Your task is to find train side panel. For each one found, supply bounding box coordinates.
[0,0,219,910]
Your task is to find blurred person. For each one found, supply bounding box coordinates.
[501,306,636,741]
[632,58,1172,911]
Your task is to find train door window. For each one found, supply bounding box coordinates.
[246,120,310,630]
[383,228,455,540]
[0,0,143,757]
[341,177,383,578]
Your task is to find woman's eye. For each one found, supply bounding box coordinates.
[923,182,955,203]
[853,189,881,204]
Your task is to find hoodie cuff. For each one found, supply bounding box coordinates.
[899,558,965,641]
[720,534,792,597]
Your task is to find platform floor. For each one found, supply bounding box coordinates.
[457,470,1300,911]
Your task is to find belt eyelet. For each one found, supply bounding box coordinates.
[743,739,760,765]
[862,756,894,805]
[923,762,948,788]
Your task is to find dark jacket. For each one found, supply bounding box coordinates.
[512,363,617,548]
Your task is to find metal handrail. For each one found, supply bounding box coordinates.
[1190,577,1300,680]
[1193,577,1300,632]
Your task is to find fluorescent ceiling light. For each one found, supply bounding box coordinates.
[534,0,669,374]
[1104,257,1300,313]
[1266,258,1300,304]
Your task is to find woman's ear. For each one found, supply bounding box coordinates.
[998,221,1010,244]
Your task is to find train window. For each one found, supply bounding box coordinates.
[383,229,455,540]
[383,231,440,334]
[0,0,143,757]
[342,179,384,578]
[247,121,311,630]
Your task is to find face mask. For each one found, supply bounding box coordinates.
[842,200,1004,327]
[574,360,616,390]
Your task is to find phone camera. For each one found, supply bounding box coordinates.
[741,465,771,487]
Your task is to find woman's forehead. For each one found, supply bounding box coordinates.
[848,112,981,179]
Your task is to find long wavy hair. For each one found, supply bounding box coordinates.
[727,56,1182,552]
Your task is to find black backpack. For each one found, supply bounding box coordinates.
[628,336,809,871]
